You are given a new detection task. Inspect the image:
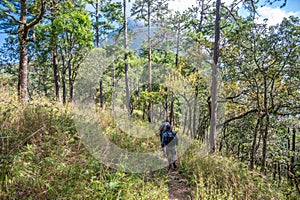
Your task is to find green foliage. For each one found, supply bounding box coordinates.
[180,144,287,200]
[0,0,299,199]
[0,88,169,199]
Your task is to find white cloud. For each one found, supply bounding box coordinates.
[256,7,300,26]
[168,0,197,13]
[168,0,236,13]
[222,0,236,6]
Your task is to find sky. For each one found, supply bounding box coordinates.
[0,0,299,46]
[168,0,300,26]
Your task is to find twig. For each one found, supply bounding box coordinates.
[7,126,45,157]
[5,12,23,24]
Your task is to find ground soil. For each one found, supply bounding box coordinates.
[168,169,191,200]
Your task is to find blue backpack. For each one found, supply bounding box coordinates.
[164,131,178,147]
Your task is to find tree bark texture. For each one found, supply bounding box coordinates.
[209,0,221,153]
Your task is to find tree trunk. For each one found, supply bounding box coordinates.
[219,127,226,152]
[68,58,73,102]
[183,109,188,135]
[147,1,152,122]
[95,0,100,48]
[18,31,29,103]
[95,0,104,108]
[193,86,198,137]
[198,0,205,32]
[52,46,61,102]
[12,0,45,103]
[147,1,152,92]
[51,1,61,103]
[62,71,66,104]
[18,1,29,103]
[62,55,67,104]
[112,59,115,112]
[278,161,281,184]
[99,79,103,108]
[287,128,291,183]
[261,72,269,175]
[273,162,277,181]
[291,128,296,176]
[250,118,260,170]
[124,0,132,114]
[209,0,221,153]
[175,24,180,68]
[170,92,175,126]
[164,87,168,121]
[188,105,192,137]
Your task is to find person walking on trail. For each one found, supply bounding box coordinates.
[161,124,178,171]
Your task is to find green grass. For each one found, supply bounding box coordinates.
[0,88,296,199]
[178,143,292,200]
[0,91,169,199]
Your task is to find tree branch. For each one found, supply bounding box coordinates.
[5,12,23,24]
[28,0,46,28]
[217,109,258,128]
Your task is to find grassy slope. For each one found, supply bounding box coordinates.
[0,91,292,199]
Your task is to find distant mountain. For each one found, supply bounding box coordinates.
[102,19,158,51]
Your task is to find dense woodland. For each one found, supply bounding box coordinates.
[0,0,299,199]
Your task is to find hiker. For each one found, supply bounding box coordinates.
[161,124,178,170]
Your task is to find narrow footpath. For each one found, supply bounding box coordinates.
[168,170,191,200]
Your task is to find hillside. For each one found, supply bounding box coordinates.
[0,90,295,200]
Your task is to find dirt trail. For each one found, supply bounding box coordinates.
[168,169,191,200]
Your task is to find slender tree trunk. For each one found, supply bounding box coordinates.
[273,162,277,181]
[62,71,66,104]
[251,80,263,170]
[147,1,152,122]
[188,106,192,137]
[291,128,296,176]
[175,24,180,68]
[183,109,188,135]
[261,72,269,175]
[170,92,175,125]
[237,143,241,159]
[112,59,115,112]
[95,1,104,108]
[209,0,221,153]
[164,87,168,121]
[278,161,281,184]
[219,127,227,152]
[124,0,132,114]
[62,55,67,104]
[147,1,152,92]
[68,57,73,102]
[18,1,29,103]
[287,128,291,183]
[95,0,100,48]
[250,118,260,170]
[99,79,103,107]
[198,0,205,32]
[52,46,61,102]
[193,86,198,137]
[51,1,61,103]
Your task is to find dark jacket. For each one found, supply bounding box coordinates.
[161,131,178,148]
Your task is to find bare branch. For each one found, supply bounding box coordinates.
[222,5,237,21]
[5,12,23,24]
[28,0,46,28]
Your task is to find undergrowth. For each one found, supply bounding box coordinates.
[0,89,169,199]
[0,87,296,199]
[179,143,295,200]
